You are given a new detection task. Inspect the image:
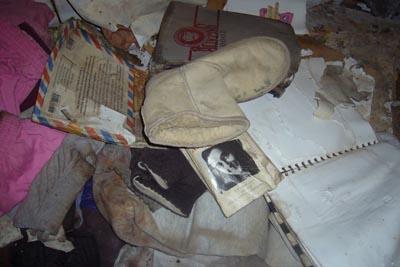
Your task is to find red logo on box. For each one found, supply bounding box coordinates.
[173,6,219,60]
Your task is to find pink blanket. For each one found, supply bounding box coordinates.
[0,113,66,216]
[0,0,53,115]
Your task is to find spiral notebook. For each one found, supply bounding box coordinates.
[239,58,378,176]
[268,142,400,267]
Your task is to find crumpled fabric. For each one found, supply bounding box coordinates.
[0,0,53,47]
[153,251,267,267]
[95,170,179,250]
[13,135,102,234]
[115,245,267,267]
[0,112,66,216]
[0,21,49,115]
[0,215,23,248]
[151,192,270,257]
[0,0,53,115]
[113,217,303,267]
[27,226,74,253]
[114,245,154,267]
[94,144,270,257]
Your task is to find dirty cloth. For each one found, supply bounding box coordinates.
[0,215,23,248]
[94,144,271,257]
[113,217,303,267]
[153,252,267,267]
[94,171,180,254]
[114,245,154,267]
[115,245,267,267]
[129,147,206,217]
[13,135,101,234]
[142,37,290,147]
[151,192,270,256]
[27,226,74,253]
[0,20,51,115]
[0,113,65,216]
[269,142,400,267]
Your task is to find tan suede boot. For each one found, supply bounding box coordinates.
[142,36,290,147]
[197,36,291,102]
[142,61,249,147]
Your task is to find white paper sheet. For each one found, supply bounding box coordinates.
[269,142,400,267]
[239,59,377,174]
[224,0,308,34]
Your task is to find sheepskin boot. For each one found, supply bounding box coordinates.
[142,36,291,147]
[196,36,291,102]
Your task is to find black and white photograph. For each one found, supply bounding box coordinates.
[201,139,260,192]
[184,133,277,217]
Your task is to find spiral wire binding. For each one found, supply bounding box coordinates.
[281,140,379,176]
[265,195,314,267]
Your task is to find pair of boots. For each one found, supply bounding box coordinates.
[142,36,298,147]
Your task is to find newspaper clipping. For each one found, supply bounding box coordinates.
[183,133,282,217]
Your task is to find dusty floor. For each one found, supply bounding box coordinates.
[306,2,400,137]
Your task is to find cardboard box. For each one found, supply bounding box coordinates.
[153,1,300,77]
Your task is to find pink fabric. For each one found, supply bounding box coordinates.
[0,21,49,115]
[0,113,66,216]
[0,0,54,47]
[0,0,53,116]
